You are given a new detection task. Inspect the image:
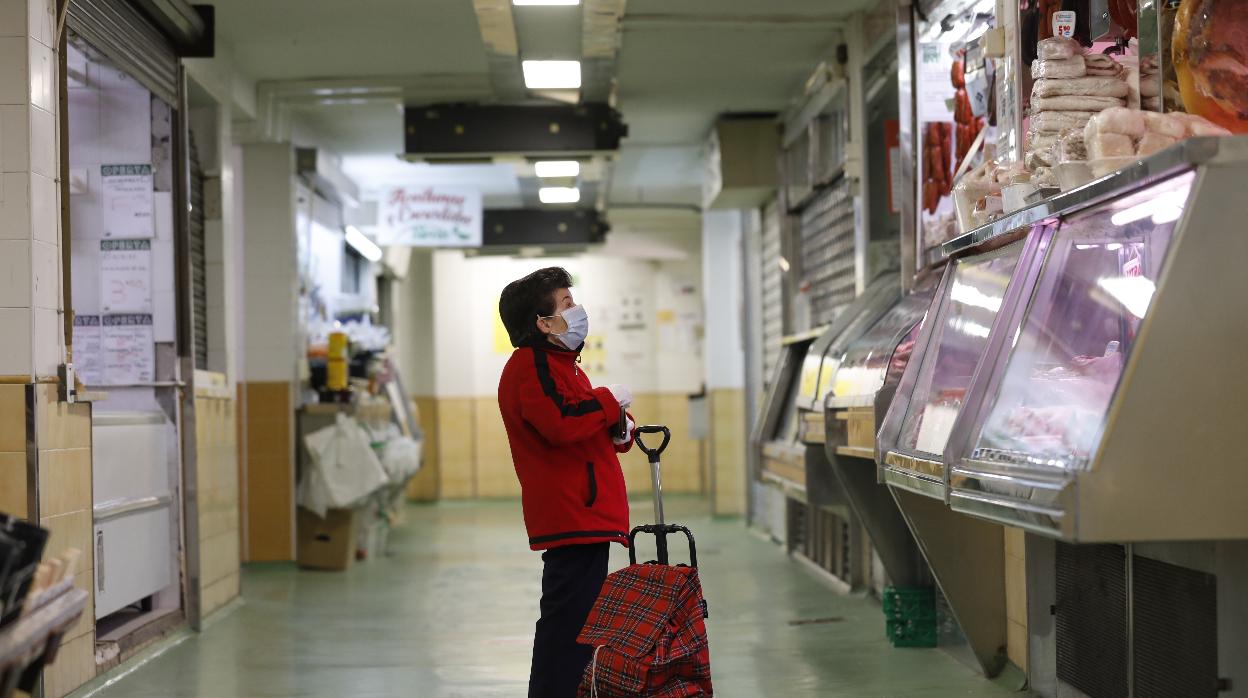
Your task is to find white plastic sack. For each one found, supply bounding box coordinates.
[298,413,390,518]
[380,436,423,482]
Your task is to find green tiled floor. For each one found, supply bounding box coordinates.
[83,498,1015,697]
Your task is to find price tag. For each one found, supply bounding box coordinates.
[967,69,990,118]
[1053,10,1076,38]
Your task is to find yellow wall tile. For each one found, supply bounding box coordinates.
[200,529,240,586]
[437,398,476,499]
[1004,526,1026,561]
[0,384,26,453]
[474,397,520,498]
[710,389,747,515]
[0,451,27,518]
[41,509,93,576]
[41,632,95,698]
[37,447,91,517]
[241,382,294,561]
[405,396,439,501]
[64,568,95,642]
[202,571,240,618]
[37,393,91,451]
[1007,619,1029,672]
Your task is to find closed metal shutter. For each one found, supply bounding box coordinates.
[761,199,784,387]
[1056,543,1129,698]
[798,177,856,328]
[67,0,179,105]
[1132,555,1219,697]
[189,134,207,368]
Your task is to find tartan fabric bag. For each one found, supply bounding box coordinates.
[576,563,713,697]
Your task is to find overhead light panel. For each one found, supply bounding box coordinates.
[345,225,383,262]
[522,60,581,89]
[539,187,581,204]
[514,0,579,4]
[534,160,581,178]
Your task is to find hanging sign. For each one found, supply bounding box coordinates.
[376,186,483,248]
[102,313,155,385]
[100,239,152,313]
[101,164,154,238]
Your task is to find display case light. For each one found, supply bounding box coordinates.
[539,187,581,204]
[345,225,383,262]
[523,60,582,89]
[514,0,579,4]
[534,160,581,178]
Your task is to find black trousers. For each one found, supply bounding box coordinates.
[529,542,610,698]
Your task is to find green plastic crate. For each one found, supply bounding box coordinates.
[886,618,938,648]
[882,586,936,621]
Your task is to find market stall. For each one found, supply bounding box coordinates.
[819,273,937,588]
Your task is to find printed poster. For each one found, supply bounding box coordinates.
[72,315,104,386]
[100,239,152,313]
[101,164,154,239]
[918,42,956,123]
[102,313,154,385]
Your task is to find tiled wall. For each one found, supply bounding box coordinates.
[195,373,240,617]
[0,0,63,381]
[0,384,27,517]
[239,381,294,561]
[413,393,708,502]
[404,396,439,501]
[33,385,96,698]
[1004,526,1029,672]
[709,388,747,515]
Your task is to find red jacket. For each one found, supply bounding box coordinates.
[498,340,632,550]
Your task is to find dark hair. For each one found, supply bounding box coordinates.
[499,266,573,347]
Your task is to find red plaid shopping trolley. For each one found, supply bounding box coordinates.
[576,425,713,697]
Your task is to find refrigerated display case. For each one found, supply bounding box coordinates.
[947,137,1248,542]
[877,237,1032,500]
[754,336,817,495]
[818,274,939,588]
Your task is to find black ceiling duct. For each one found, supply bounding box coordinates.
[482,208,609,247]
[403,103,628,161]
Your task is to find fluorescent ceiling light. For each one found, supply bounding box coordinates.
[535,160,580,178]
[539,187,580,204]
[345,225,383,263]
[523,60,581,89]
[514,0,579,4]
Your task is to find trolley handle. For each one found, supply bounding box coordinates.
[635,425,671,463]
[628,524,698,568]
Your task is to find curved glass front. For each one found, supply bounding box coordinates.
[968,173,1193,470]
[896,242,1023,458]
[831,292,934,404]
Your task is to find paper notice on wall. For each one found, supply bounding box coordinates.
[102,313,154,384]
[101,164,154,238]
[100,239,152,313]
[72,315,104,386]
[918,42,956,123]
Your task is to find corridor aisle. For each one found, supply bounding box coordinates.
[84,498,1012,697]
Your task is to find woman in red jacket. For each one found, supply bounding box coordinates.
[497,266,635,697]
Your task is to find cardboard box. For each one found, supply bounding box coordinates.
[297,507,357,571]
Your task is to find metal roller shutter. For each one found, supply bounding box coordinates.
[760,199,784,387]
[189,135,207,369]
[798,177,856,328]
[67,0,180,105]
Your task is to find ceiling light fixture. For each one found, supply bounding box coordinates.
[535,160,581,178]
[345,225,383,263]
[539,187,581,204]
[522,60,582,89]
[513,0,579,5]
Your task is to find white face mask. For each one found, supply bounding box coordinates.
[547,304,589,349]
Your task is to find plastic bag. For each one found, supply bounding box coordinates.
[298,413,390,518]
[1031,55,1086,80]
[380,436,423,482]
[1037,36,1080,60]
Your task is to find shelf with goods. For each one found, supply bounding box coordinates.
[944,143,1248,543]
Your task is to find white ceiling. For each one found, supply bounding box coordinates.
[207,0,872,207]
